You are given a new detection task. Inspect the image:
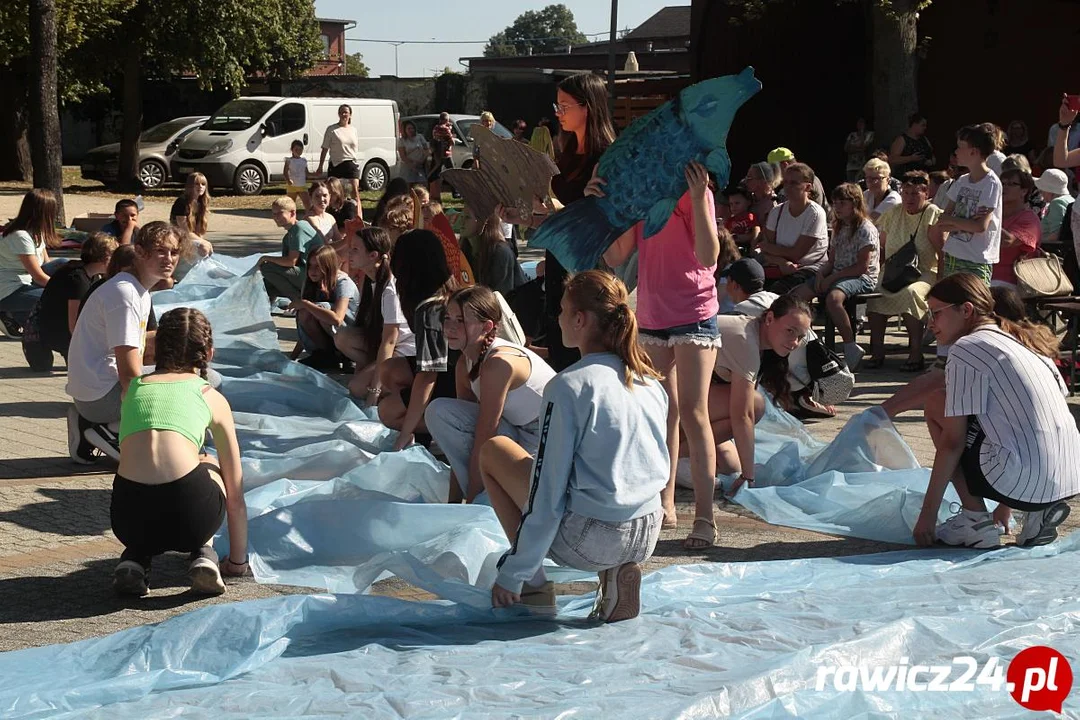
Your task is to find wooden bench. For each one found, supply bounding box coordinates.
[1041,300,1080,395]
[821,292,883,350]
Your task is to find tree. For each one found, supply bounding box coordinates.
[108,0,324,188]
[345,51,369,77]
[484,4,588,58]
[726,0,930,151]
[28,0,65,223]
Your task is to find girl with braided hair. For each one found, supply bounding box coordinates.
[110,307,248,598]
[481,271,669,622]
[424,285,555,503]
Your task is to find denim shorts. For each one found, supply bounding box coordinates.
[804,275,877,298]
[547,509,662,572]
[639,316,720,347]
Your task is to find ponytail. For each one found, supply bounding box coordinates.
[996,315,1060,359]
[564,270,662,388]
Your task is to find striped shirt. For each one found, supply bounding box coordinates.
[944,326,1080,504]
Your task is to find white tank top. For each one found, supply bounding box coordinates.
[470,339,556,427]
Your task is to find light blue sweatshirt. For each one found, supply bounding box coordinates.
[495,352,669,593]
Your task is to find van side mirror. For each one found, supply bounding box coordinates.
[260,123,268,137]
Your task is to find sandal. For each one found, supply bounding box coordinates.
[901,358,927,372]
[862,356,886,369]
[682,517,717,550]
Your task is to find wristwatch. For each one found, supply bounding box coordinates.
[1060,122,1073,130]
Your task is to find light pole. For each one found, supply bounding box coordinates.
[607,0,618,114]
[391,41,404,76]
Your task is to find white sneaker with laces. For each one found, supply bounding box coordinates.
[1016,502,1071,548]
[936,508,1001,548]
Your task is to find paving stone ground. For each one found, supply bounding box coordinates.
[1,191,1077,653]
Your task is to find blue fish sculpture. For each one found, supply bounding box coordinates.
[529,66,762,272]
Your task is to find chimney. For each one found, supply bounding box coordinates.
[623,51,639,73]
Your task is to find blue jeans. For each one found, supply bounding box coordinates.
[0,258,69,325]
[547,509,662,572]
[638,315,720,347]
[424,397,541,495]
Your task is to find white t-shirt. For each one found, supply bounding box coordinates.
[765,201,829,271]
[944,171,1002,265]
[66,272,151,402]
[863,189,901,218]
[945,326,1080,504]
[322,124,359,165]
[381,276,416,357]
[986,150,1006,177]
[285,156,308,187]
[932,179,954,211]
[0,230,45,301]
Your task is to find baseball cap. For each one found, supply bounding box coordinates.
[767,147,796,164]
[1034,169,1070,197]
[720,258,766,292]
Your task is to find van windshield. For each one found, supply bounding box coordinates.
[139,119,197,143]
[202,100,278,131]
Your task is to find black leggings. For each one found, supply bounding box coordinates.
[111,464,226,565]
[961,417,1053,512]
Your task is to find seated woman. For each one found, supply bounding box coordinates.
[111,307,248,596]
[755,163,830,295]
[792,183,879,370]
[169,172,214,263]
[1035,169,1073,244]
[304,181,344,248]
[862,158,902,221]
[702,295,813,543]
[425,285,555,503]
[865,171,942,371]
[0,189,67,336]
[481,270,668,622]
[334,227,416,404]
[325,177,359,231]
[462,208,526,295]
[911,273,1077,549]
[991,167,1041,288]
[377,229,458,450]
[36,232,117,360]
[289,245,359,370]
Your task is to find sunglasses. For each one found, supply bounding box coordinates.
[553,102,583,115]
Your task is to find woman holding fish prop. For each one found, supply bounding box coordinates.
[596,161,737,548]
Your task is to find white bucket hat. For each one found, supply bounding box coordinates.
[1034,169,1070,196]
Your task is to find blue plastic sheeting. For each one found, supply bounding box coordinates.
[3,537,1078,718]
[151,257,584,601]
[727,403,992,546]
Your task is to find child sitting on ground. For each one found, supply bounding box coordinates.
[289,244,360,371]
[111,307,248,597]
[724,184,758,248]
[481,270,669,622]
[425,285,555,503]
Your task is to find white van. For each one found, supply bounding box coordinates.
[172,96,399,195]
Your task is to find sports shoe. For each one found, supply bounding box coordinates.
[113,559,149,596]
[188,546,226,595]
[518,580,556,616]
[590,562,643,623]
[935,508,1001,548]
[0,312,22,338]
[67,407,97,465]
[84,423,121,462]
[1016,501,1071,548]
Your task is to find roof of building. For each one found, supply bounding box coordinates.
[624,6,691,40]
[316,17,355,25]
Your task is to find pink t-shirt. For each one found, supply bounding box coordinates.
[635,190,719,330]
[992,208,1041,285]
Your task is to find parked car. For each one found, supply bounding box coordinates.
[79,116,208,190]
[173,96,399,195]
[400,114,513,172]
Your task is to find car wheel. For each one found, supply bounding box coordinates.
[233,163,264,196]
[138,160,167,190]
[362,161,388,192]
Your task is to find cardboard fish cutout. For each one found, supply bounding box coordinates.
[442,125,561,223]
[529,67,762,271]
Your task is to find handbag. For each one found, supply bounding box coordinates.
[805,337,855,406]
[1014,250,1074,299]
[880,206,928,293]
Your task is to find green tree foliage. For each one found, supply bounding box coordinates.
[345,52,370,77]
[484,4,588,58]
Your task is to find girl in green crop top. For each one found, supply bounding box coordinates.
[110,307,248,598]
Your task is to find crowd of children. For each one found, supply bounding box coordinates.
[4,81,1079,623]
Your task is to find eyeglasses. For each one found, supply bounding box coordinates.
[927,303,956,322]
[553,102,583,115]
[865,175,886,182]
[1002,181,1023,188]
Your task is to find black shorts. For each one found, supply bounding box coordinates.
[960,417,1053,512]
[400,354,458,407]
[329,160,360,180]
[110,463,226,563]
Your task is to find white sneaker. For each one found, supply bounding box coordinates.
[67,407,97,465]
[189,550,226,595]
[590,562,643,623]
[936,508,1001,548]
[1016,501,1071,547]
[84,423,121,462]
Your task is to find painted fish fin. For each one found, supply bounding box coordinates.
[643,198,678,239]
[705,149,731,187]
[528,197,627,272]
